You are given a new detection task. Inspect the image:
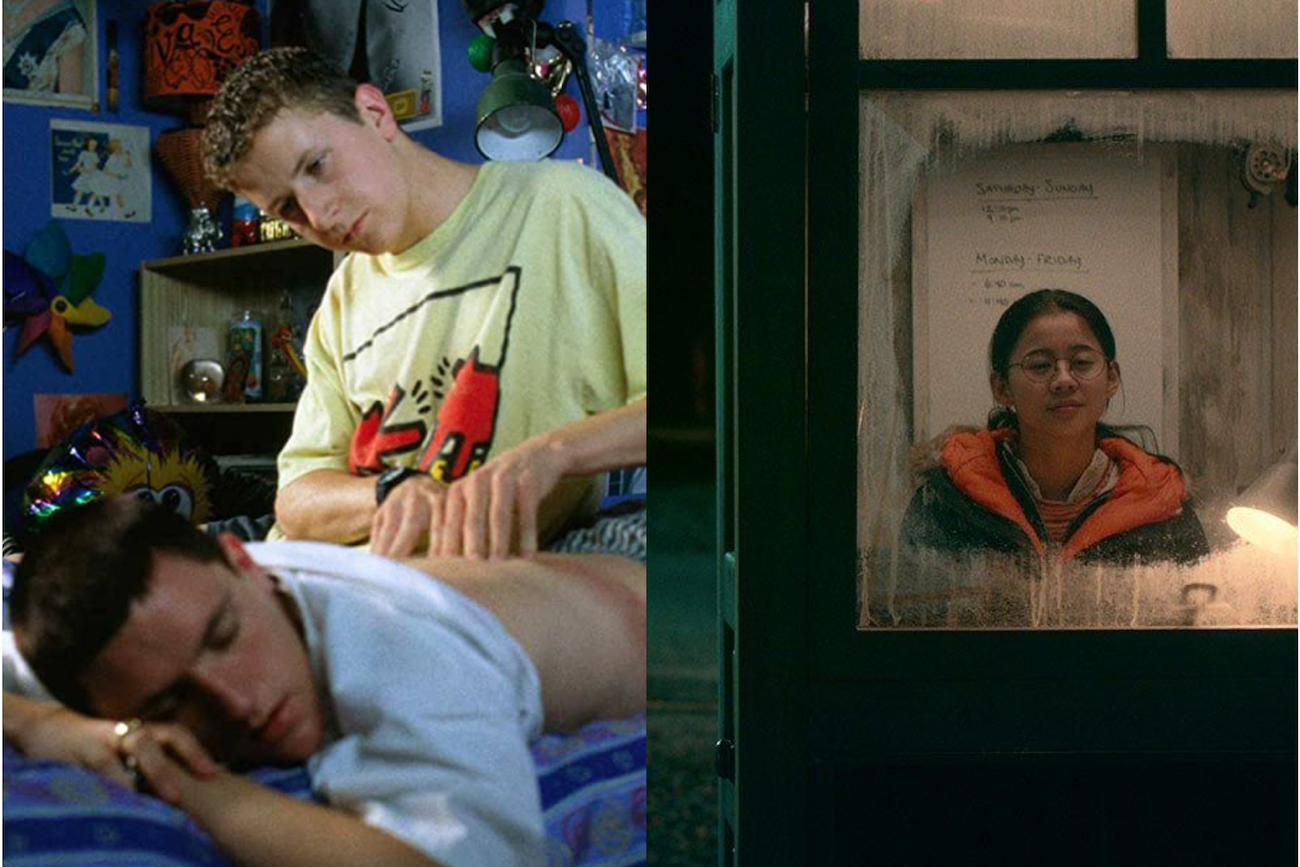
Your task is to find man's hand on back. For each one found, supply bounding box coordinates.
[369,474,451,559]
[438,435,567,560]
[369,435,567,561]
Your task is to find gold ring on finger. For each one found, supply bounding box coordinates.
[113,717,143,752]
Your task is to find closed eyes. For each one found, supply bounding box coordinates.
[134,598,240,720]
[209,610,241,651]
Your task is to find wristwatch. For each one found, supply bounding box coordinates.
[375,466,426,505]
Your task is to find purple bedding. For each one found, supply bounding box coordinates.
[3,714,646,866]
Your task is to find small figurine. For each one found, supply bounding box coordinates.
[183,206,223,255]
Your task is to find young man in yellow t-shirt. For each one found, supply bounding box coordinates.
[202,47,646,561]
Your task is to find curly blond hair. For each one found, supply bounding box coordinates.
[203,47,362,191]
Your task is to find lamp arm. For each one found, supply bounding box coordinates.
[551,21,623,189]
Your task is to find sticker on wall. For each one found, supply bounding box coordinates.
[50,118,150,223]
[3,0,99,110]
[4,218,111,372]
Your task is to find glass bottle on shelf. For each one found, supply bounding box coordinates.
[266,291,305,403]
[226,309,263,402]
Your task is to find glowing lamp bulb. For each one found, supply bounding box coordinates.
[1225,449,1298,556]
[1226,506,1299,557]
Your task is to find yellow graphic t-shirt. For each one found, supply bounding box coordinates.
[275,159,646,543]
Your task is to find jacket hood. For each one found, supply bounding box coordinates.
[940,429,1042,556]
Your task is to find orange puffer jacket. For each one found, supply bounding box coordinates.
[900,428,1210,567]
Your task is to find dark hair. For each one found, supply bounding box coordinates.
[989,289,1117,379]
[10,496,228,714]
[986,289,1131,437]
[203,47,363,191]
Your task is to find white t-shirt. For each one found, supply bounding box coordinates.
[248,542,546,867]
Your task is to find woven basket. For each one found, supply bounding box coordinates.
[156,126,223,213]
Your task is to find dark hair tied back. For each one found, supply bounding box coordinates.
[986,289,1118,432]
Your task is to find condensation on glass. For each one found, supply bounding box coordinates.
[856,90,1298,630]
[1166,0,1297,58]
[859,0,1138,60]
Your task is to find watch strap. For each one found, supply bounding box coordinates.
[375,466,426,505]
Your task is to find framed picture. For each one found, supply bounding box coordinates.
[3,0,98,110]
[270,0,443,132]
[50,119,151,222]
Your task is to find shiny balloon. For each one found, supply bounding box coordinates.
[22,404,218,537]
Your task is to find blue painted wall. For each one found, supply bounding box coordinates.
[2,0,607,461]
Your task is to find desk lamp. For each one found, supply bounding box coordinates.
[1226,444,1298,556]
[464,1,621,187]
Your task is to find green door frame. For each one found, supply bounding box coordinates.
[713,0,810,863]
[719,0,1298,862]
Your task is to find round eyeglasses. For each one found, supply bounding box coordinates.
[1008,349,1108,383]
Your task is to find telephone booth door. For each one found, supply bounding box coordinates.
[717,2,1298,863]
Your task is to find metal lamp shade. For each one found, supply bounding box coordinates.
[475,59,562,161]
[1226,448,1298,555]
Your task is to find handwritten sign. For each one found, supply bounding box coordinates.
[917,150,1168,448]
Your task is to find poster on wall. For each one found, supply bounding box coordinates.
[3,0,98,109]
[269,0,443,131]
[50,119,150,222]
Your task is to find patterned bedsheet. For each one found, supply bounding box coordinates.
[3,714,646,867]
[2,486,647,866]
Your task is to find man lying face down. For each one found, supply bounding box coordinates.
[8,495,646,867]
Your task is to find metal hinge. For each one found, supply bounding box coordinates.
[715,738,736,781]
[710,72,720,134]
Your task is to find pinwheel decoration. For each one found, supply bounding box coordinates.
[4,220,111,372]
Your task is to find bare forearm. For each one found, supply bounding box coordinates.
[274,470,377,543]
[3,692,61,749]
[3,692,166,789]
[181,772,438,867]
[286,398,644,554]
[544,397,647,476]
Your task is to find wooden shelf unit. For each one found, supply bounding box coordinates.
[138,239,336,456]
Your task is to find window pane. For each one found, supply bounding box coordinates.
[1167,0,1297,58]
[860,0,1137,59]
[857,90,1297,630]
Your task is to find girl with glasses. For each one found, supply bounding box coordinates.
[901,289,1208,588]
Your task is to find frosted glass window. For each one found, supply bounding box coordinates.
[856,90,1298,630]
[1167,0,1297,58]
[860,0,1137,59]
